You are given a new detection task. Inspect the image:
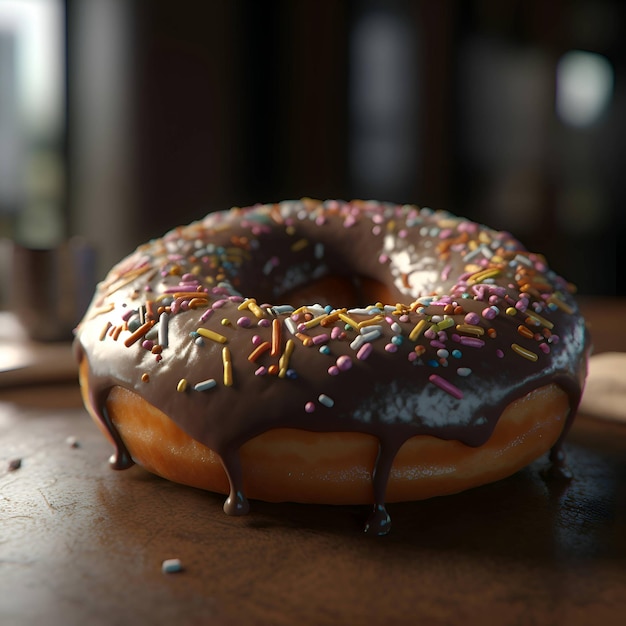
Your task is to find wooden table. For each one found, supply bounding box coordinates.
[1,298,625,626]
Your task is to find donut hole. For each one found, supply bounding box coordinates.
[280,274,395,309]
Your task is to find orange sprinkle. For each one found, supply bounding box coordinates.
[271,318,282,357]
[124,320,156,347]
[247,341,271,362]
[295,332,313,347]
[320,309,345,327]
[517,324,535,339]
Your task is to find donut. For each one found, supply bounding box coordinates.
[74,199,590,534]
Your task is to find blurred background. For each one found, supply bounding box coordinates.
[0,0,623,327]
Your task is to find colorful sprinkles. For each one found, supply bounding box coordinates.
[82,199,580,426]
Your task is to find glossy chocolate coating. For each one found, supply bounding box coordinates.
[74,199,590,534]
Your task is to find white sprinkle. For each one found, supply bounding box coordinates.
[66,436,79,448]
[162,558,183,574]
[457,367,472,377]
[284,317,298,335]
[158,312,169,348]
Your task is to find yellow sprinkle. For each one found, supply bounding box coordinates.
[455,323,485,336]
[338,313,359,330]
[221,318,231,326]
[278,339,295,378]
[196,327,228,343]
[409,319,428,341]
[176,378,188,392]
[99,321,112,341]
[290,238,309,252]
[505,307,517,316]
[511,343,538,362]
[467,268,501,285]
[248,301,265,318]
[434,316,455,331]
[525,310,554,329]
[222,346,233,386]
[357,315,385,329]
[304,314,327,329]
[548,295,574,315]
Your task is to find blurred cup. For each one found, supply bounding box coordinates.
[10,237,96,342]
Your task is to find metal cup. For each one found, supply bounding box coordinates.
[10,237,96,342]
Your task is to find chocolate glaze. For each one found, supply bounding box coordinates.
[74,199,590,534]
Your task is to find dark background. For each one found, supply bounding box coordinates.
[7,0,625,297]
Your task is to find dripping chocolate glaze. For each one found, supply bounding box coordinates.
[74,200,591,534]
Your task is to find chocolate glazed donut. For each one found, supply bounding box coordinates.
[74,199,590,534]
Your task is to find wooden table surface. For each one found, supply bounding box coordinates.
[1,297,625,626]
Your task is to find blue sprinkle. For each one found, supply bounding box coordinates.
[286,369,298,379]
[318,394,334,408]
[194,379,217,392]
[451,349,462,359]
[324,305,333,314]
[427,359,439,367]
[319,345,331,355]
[391,335,403,346]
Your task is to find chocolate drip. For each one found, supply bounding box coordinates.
[74,200,591,533]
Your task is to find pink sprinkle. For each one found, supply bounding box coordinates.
[257,318,271,328]
[438,228,453,239]
[399,314,409,323]
[312,333,329,345]
[539,343,550,354]
[252,334,262,346]
[464,312,480,325]
[430,340,446,349]
[305,402,315,413]
[357,343,373,360]
[429,374,464,399]
[212,299,227,309]
[424,328,437,340]
[200,308,214,322]
[408,351,418,362]
[237,316,251,328]
[331,326,342,340]
[336,355,352,371]
[328,366,340,376]
[496,349,504,358]
[142,340,154,350]
[481,307,497,320]
[378,253,389,264]
[398,229,408,238]
[459,336,485,348]
[515,298,528,312]
[385,343,398,353]
[255,366,267,376]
